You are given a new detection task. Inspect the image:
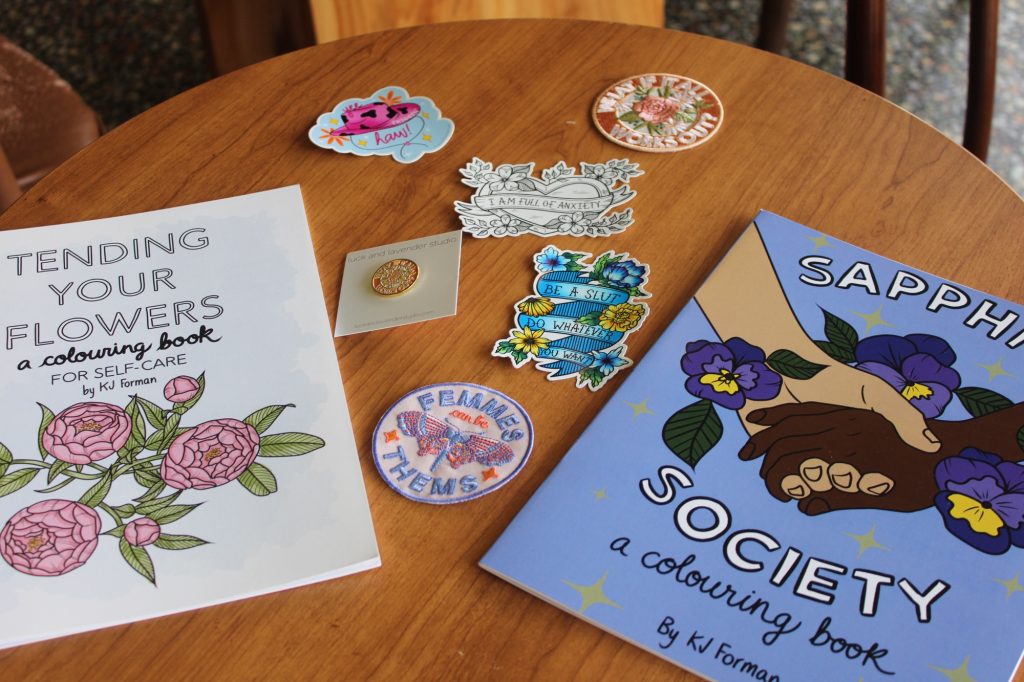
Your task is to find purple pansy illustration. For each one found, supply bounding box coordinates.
[681,338,782,410]
[933,448,1024,555]
[854,333,961,418]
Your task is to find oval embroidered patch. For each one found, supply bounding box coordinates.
[592,73,724,153]
[371,382,534,504]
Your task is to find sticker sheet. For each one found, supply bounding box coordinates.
[493,246,651,391]
[456,158,642,238]
[309,85,453,163]
[0,187,378,648]
[484,211,1024,682]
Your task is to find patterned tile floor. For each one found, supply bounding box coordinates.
[668,0,1024,195]
[0,1,1020,194]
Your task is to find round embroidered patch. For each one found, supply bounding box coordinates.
[371,383,534,504]
[592,73,723,153]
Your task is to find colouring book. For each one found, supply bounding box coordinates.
[0,186,378,648]
[482,211,1024,681]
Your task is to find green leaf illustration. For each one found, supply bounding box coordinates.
[134,479,166,503]
[814,340,855,364]
[956,387,1013,417]
[511,350,528,364]
[119,537,156,585]
[47,459,71,484]
[133,465,163,489]
[0,468,39,498]
[103,525,125,538]
[0,442,11,477]
[617,110,641,123]
[494,340,515,355]
[127,396,147,450]
[258,433,326,457]
[822,309,859,360]
[37,403,55,459]
[577,311,602,325]
[244,404,295,435]
[238,462,278,496]
[172,373,206,415]
[135,491,182,515]
[79,471,113,507]
[147,503,201,525]
[35,477,76,494]
[154,534,209,550]
[114,503,137,517]
[136,396,166,430]
[662,399,723,468]
[766,349,828,380]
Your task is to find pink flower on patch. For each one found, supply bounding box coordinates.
[124,518,161,547]
[164,376,200,403]
[161,418,260,490]
[43,402,132,464]
[0,500,101,576]
[633,95,680,124]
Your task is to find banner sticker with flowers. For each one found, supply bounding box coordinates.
[492,245,651,390]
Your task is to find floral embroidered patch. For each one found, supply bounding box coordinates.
[455,158,643,238]
[592,73,723,153]
[493,246,652,390]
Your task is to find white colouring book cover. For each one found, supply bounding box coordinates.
[0,186,379,648]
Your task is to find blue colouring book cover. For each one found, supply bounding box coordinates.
[481,211,1024,682]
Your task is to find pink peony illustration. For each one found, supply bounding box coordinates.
[0,500,101,576]
[633,95,680,124]
[43,402,132,464]
[124,518,161,547]
[164,376,201,404]
[161,418,260,490]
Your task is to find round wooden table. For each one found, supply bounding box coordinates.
[1,19,1022,682]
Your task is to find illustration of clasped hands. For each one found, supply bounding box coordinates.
[683,227,1024,528]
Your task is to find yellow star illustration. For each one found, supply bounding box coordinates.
[423,134,432,141]
[929,656,976,682]
[627,399,654,420]
[845,525,890,558]
[594,489,608,501]
[994,573,1024,599]
[561,571,622,615]
[357,140,367,146]
[806,234,831,250]
[978,358,1012,382]
[854,306,894,333]
[329,118,339,125]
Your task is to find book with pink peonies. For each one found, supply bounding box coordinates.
[0,186,379,648]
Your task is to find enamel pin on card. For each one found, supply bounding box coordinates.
[592,73,723,152]
[334,232,462,336]
[309,86,453,163]
[493,246,651,391]
[455,158,643,238]
[372,383,533,504]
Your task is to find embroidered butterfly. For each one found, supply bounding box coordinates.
[396,411,514,473]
